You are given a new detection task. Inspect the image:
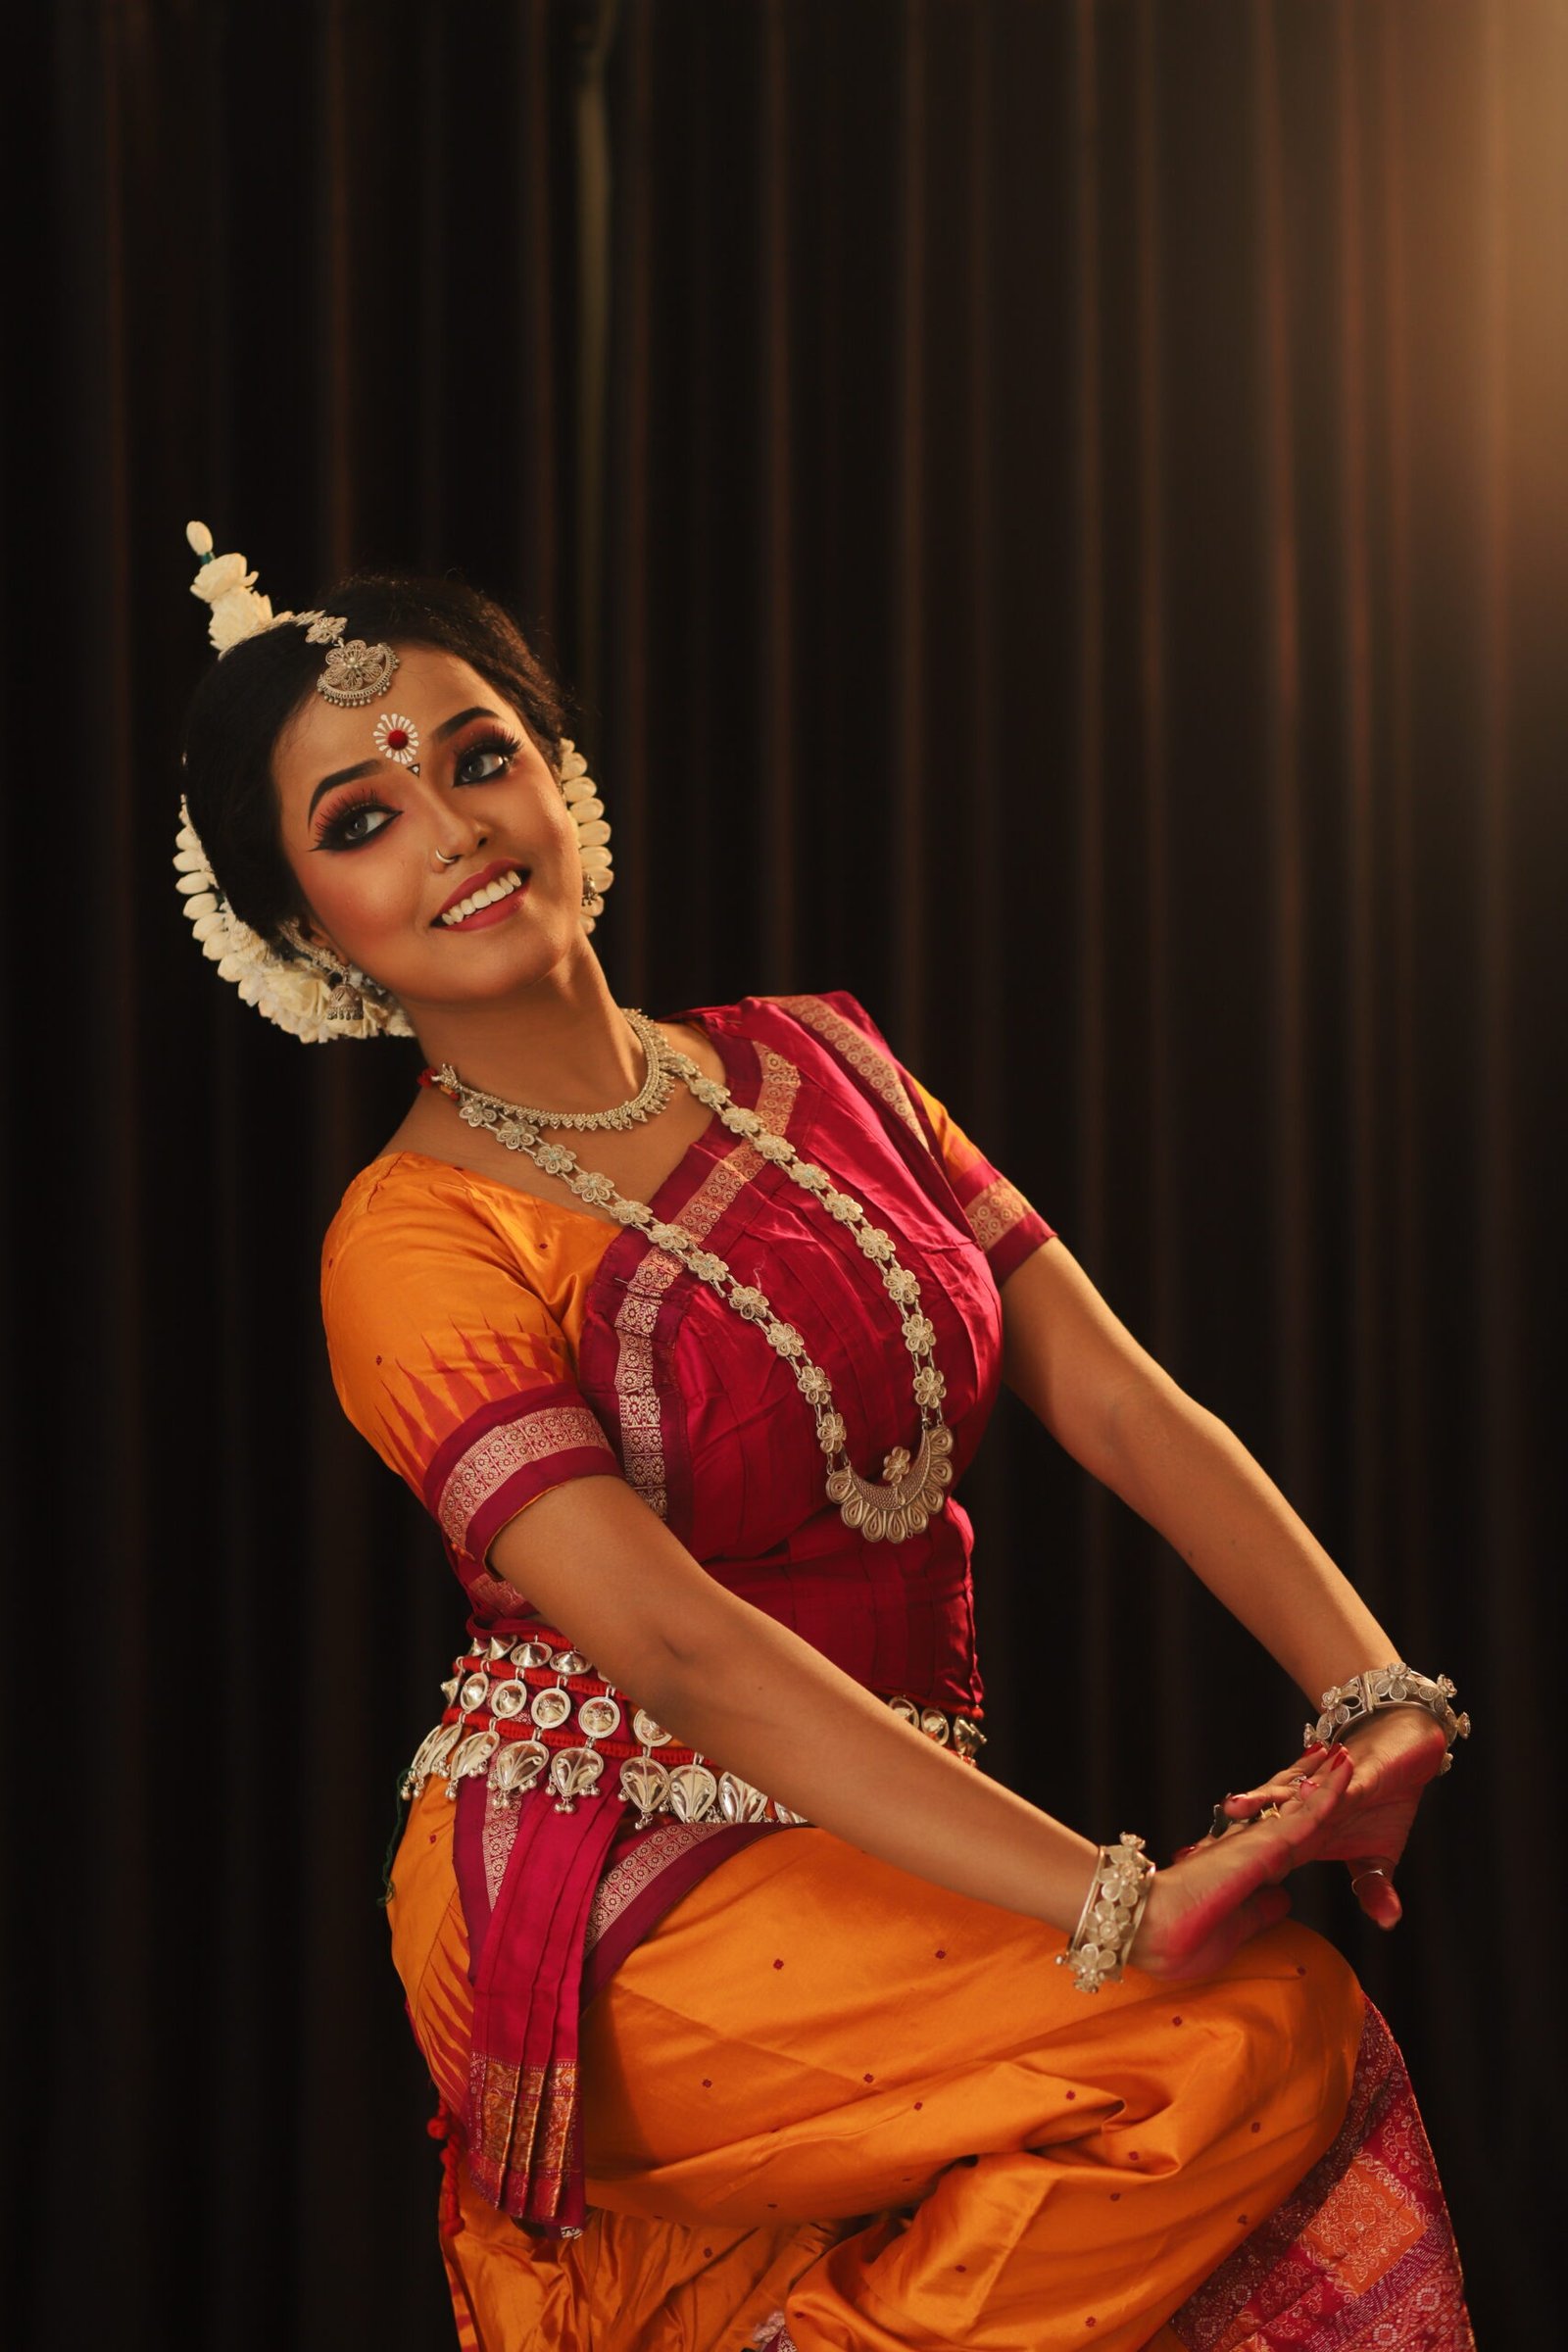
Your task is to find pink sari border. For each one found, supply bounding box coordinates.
[1167,1996,1475,2350]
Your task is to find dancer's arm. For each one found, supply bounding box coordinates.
[998,1238,1400,1706]
[488,1472,1352,1980]
[998,1238,1450,1929]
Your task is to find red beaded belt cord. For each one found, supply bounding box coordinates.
[401,1628,987,1829]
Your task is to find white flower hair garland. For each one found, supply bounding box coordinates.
[174,520,613,1044]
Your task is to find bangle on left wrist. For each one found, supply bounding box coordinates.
[1304,1662,1471,1773]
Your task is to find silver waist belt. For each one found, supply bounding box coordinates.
[402,1633,987,1831]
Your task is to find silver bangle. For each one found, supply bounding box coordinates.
[1056,1833,1156,1993]
[1304,1662,1472,1774]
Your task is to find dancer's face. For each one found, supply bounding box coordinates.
[272,644,587,1015]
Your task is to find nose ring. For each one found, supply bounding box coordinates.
[435,850,462,866]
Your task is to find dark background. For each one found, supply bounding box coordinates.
[4,1,1559,2341]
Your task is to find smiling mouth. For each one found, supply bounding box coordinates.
[434,868,531,927]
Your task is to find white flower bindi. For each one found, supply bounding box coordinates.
[373,711,421,765]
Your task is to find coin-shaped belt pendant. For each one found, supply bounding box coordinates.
[530,1687,573,1731]
[577,1695,622,1740]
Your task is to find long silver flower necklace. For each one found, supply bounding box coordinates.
[422,1004,955,1544]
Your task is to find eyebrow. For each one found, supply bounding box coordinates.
[307,707,503,820]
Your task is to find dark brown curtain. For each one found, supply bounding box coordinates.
[5,1,1558,2339]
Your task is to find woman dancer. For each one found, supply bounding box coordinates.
[174,524,1474,2350]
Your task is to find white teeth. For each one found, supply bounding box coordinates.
[439,869,524,926]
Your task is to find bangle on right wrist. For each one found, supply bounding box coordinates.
[1056,1833,1155,1993]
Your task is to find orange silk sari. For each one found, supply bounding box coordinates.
[389,1779,1469,2351]
[324,991,1472,2347]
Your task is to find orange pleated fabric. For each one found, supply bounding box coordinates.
[388,1773,1365,2351]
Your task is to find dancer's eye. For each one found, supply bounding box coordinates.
[456,727,523,784]
[317,791,392,851]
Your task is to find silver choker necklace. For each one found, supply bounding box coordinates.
[432,1005,675,1133]
[425,1008,956,1544]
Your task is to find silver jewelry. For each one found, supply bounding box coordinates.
[427,1013,956,1544]
[1351,1867,1391,1892]
[274,917,404,1016]
[436,1006,677,1133]
[1305,1663,1471,1775]
[1056,1833,1156,1992]
[1205,1793,1285,1842]
[435,850,462,866]
[316,626,401,707]
[401,1635,986,1827]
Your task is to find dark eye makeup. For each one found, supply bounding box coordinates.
[313,726,524,851]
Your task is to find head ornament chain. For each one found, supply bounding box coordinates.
[173,519,612,1043]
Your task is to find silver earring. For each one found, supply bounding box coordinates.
[277,920,396,1011]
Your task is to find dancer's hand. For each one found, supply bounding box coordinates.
[1203,1709,1449,1932]
[1132,1745,1357,1983]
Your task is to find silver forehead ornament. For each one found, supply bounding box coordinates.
[317,628,401,709]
